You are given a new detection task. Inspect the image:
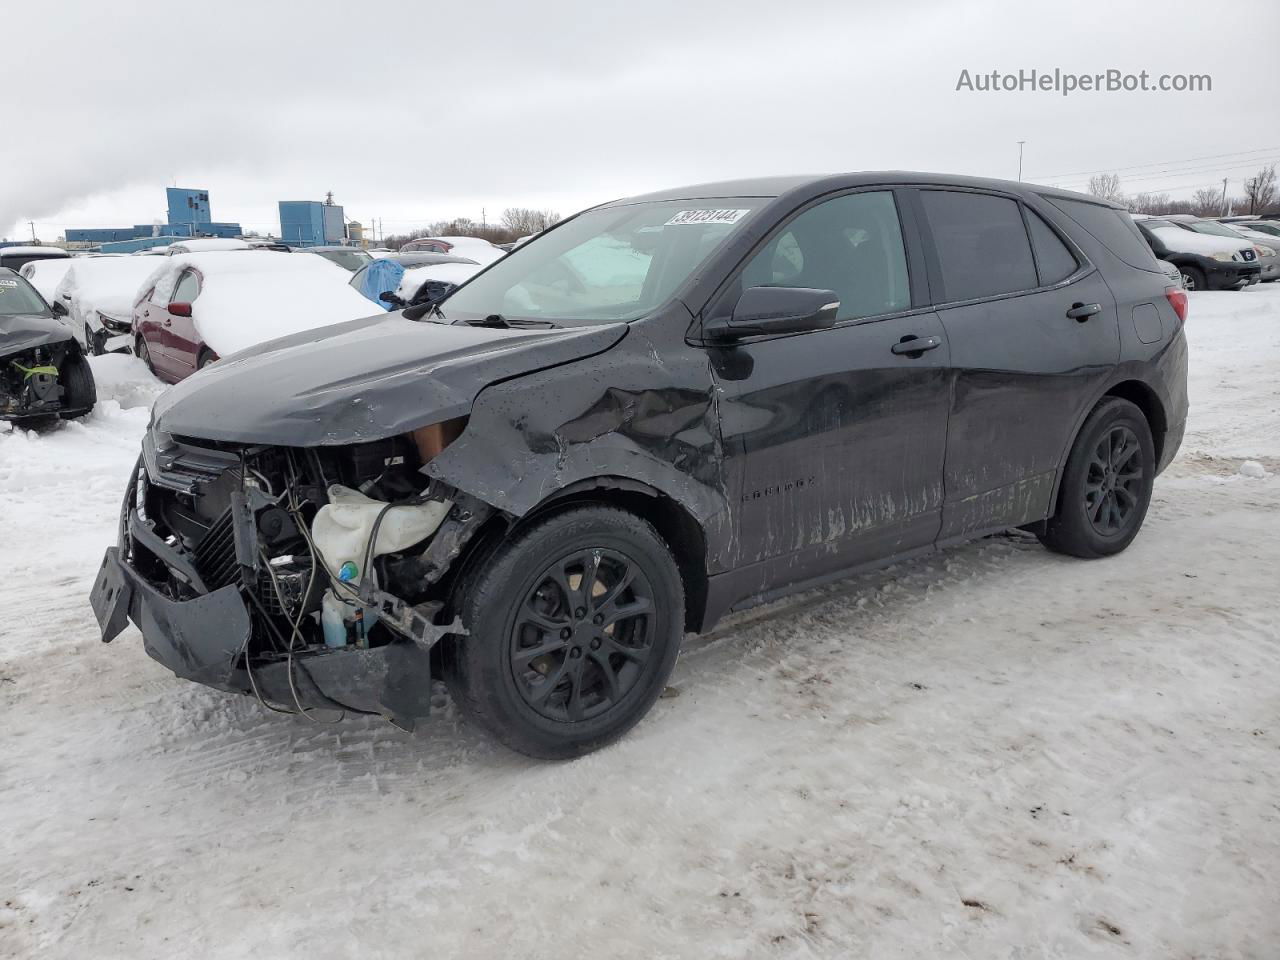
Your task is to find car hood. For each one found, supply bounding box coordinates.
[1149,226,1251,257]
[0,312,76,355]
[151,313,629,446]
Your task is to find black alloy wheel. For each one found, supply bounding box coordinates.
[511,547,655,722]
[443,505,684,759]
[1038,396,1155,558]
[1083,425,1143,536]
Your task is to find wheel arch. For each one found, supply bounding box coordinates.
[1045,377,1168,519]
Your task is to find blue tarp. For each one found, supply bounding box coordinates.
[357,258,406,310]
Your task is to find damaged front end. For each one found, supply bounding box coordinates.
[90,422,493,728]
[0,325,96,422]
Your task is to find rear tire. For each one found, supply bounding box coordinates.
[442,505,684,759]
[196,348,216,371]
[1039,397,1154,559]
[136,337,156,375]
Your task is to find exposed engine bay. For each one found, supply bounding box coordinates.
[103,417,497,726]
[0,342,95,421]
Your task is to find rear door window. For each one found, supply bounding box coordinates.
[920,190,1038,302]
[1024,209,1079,285]
[739,190,910,321]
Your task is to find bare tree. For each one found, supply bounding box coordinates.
[1087,173,1125,204]
[1129,192,1173,214]
[501,208,561,236]
[1243,164,1277,214]
[1190,187,1225,217]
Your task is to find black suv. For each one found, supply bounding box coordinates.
[92,173,1189,758]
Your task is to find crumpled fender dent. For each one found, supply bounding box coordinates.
[424,307,732,570]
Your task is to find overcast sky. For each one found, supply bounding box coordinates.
[4,0,1278,242]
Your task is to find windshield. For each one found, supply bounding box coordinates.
[438,198,767,324]
[0,275,50,316]
[313,249,373,271]
[1189,221,1246,239]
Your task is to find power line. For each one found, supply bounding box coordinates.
[1031,146,1280,182]
[1042,157,1280,191]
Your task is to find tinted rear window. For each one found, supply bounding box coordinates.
[1047,197,1162,272]
[1025,209,1079,285]
[921,190,1037,302]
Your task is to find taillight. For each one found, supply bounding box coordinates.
[1165,286,1188,323]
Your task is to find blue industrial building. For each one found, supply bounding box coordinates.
[65,187,242,249]
[278,200,346,247]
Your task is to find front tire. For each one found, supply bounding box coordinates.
[1179,266,1205,291]
[1039,397,1154,559]
[442,505,684,759]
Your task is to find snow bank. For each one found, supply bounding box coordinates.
[54,256,164,322]
[395,261,483,300]
[143,251,379,357]
[88,353,165,410]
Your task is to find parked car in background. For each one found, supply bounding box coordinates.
[1164,216,1279,283]
[302,245,374,272]
[18,255,77,303]
[93,172,1188,759]
[399,236,506,264]
[0,246,71,272]
[52,255,162,355]
[165,238,252,256]
[1131,215,1260,291]
[0,268,95,423]
[1227,219,1280,241]
[348,252,480,308]
[131,251,379,383]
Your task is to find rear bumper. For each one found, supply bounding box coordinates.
[89,465,436,726]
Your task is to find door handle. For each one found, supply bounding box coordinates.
[1066,302,1101,322]
[891,335,941,356]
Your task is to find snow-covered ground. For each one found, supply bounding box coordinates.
[2,289,1278,959]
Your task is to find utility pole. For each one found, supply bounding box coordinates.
[28,221,37,242]
[1221,178,1229,216]
[1017,141,1026,181]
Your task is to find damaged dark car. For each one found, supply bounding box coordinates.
[1,267,96,423]
[91,173,1188,758]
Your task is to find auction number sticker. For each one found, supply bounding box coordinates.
[665,209,750,226]
[0,279,17,287]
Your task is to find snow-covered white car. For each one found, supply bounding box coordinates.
[18,256,77,304]
[164,238,252,256]
[131,251,379,383]
[51,255,165,355]
[399,235,506,265]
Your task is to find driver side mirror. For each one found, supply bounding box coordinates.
[705,286,840,341]
[51,300,68,317]
[168,302,192,317]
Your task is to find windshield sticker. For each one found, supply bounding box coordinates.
[0,279,18,287]
[665,208,750,226]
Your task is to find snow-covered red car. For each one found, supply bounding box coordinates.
[398,236,506,264]
[131,251,380,382]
